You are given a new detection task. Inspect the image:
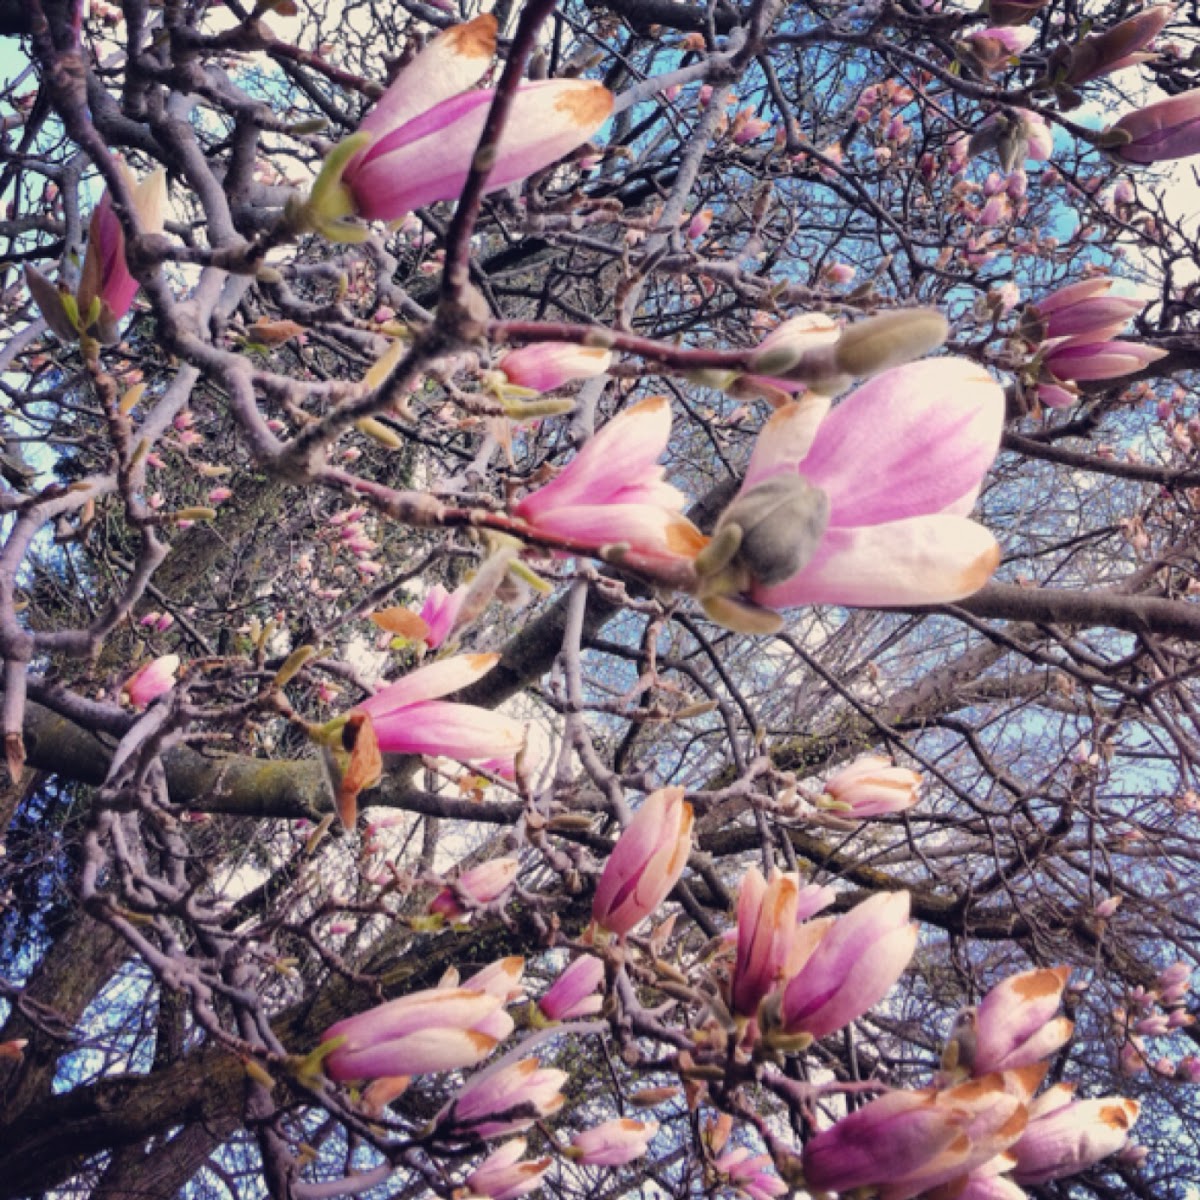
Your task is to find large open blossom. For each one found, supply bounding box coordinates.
[699,358,1004,625]
[311,16,612,231]
[514,397,707,567]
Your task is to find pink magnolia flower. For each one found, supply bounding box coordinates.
[460,956,526,1004]
[513,397,708,568]
[539,954,605,1020]
[429,857,520,918]
[1032,278,1144,343]
[496,343,612,392]
[1066,7,1173,86]
[1111,88,1200,164]
[465,1139,552,1200]
[592,785,694,938]
[1042,339,1167,382]
[335,16,612,223]
[419,583,467,649]
[77,167,168,336]
[780,891,918,1038]
[123,654,179,707]
[354,654,526,772]
[731,866,801,1017]
[705,358,1004,619]
[1011,1092,1140,1184]
[971,966,1074,1074]
[824,262,857,285]
[823,755,922,818]
[320,979,514,1081]
[715,1147,789,1199]
[802,1074,1028,1200]
[570,1117,658,1165]
[440,1057,568,1139]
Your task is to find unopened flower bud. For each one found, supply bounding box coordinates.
[834,309,949,378]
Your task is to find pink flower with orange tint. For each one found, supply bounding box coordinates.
[822,755,922,818]
[514,397,707,568]
[320,978,515,1082]
[440,1057,568,1139]
[700,358,1004,629]
[1012,1090,1140,1184]
[313,17,612,233]
[429,858,520,918]
[570,1118,658,1165]
[592,786,694,938]
[780,892,918,1038]
[465,1139,551,1200]
[971,966,1075,1074]
[539,954,605,1021]
[731,867,800,1017]
[1111,88,1200,165]
[355,654,526,773]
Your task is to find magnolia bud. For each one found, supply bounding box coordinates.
[713,474,831,587]
[834,309,949,378]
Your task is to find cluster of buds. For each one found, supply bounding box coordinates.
[1113,961,1196,1079]
[299,16,612,241]
[1017,278,1163,409]
[729,868,916,1047]
[804,966,1140,1197]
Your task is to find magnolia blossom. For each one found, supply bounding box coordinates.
[440,1057,568,1139]
[972,966,1074,1074]
[429,857,520,918]
[539,954,605,1020]
[1011,1091,1140,1184]
[1032,277,1144,343]
[1111,88,1200,165]
[592,786,694,937]
[514,397,707,568]
[420,583,467,649]
[963,26,1037,71]
[715,1147,789,1200]
[802,1074,1029,1200]
[822,754,922,818]
[1065,6,1173,85]
[731,867,800,1017]
[123,654,179,707]
[461,956,526,1004]
[77,167,168,337]
[781,891,918,1038]
[320,976,516,1081]
[495,342,612,392]
[465,1139,552,1200]
[1042,338,1167,382]
[354,654,526,772]
[702,358,1004,623]
[570,1118,658,1166]
[326,16,612,225]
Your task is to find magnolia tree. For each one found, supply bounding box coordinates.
[2,0,1200,1196]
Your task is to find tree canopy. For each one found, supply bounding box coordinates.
[2,0,1200,1197]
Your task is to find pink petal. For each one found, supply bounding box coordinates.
[523,502,706,562]
[742,396,833,492]
[516,396,674,519]
[357,653,500,717]
[350,79,611,222]
[356,16,496,145]
[754,515,1000,609]
[797,359,1004,527]
[327,1027,500,1080]
[372,699,525,762]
